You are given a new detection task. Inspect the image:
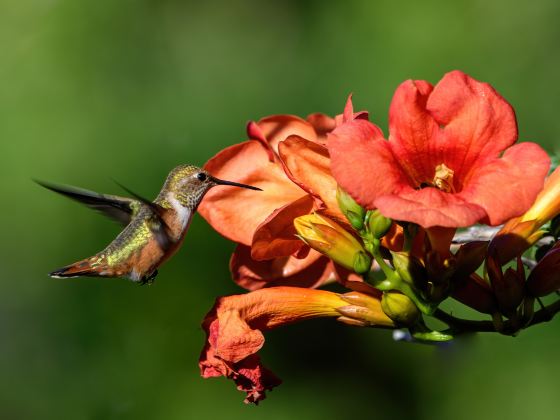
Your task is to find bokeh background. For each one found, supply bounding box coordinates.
[1,0,559,419]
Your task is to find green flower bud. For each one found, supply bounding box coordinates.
[366,209,392,239]
[381,292,420,325]
[336,186,365,230]
[390,251,427,287]
[353,251,372,275]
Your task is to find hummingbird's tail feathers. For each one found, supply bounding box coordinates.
[49,256,112,279]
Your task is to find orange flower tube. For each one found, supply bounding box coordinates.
[199,287,393,404]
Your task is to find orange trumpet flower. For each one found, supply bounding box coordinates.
[199,286,393,404]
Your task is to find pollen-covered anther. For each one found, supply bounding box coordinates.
[433,163,455,193]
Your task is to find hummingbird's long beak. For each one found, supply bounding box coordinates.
[210,176,262,191]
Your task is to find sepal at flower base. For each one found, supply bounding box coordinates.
[337,186,366,230]
[337,291,396,327]
[365,209,393,240]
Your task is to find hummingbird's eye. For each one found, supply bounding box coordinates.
[196,172,207,182]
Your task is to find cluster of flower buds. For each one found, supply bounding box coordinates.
[195,71,560,403]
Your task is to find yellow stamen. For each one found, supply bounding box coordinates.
[433,163,455,193]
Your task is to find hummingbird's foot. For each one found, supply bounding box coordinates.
[140,270,158,286]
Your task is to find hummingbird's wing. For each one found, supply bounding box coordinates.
[112,180,169,221]
[35,180,141,226]
[112,180,175,250]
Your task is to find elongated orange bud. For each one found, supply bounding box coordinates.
[294,213,371,273]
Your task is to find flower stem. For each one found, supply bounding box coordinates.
[365,238,435,315]
[433,299,560,335]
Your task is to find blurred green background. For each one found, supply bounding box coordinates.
[1,0,559,419]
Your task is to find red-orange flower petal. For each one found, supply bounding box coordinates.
[231,245,333,290]
[387,79,436,184]
[278,135,345,222]
[200,317,280,404]
[335,94,370,125]
[253,115,318,152]
[373,186,487,227]
[251,195,315,261]
[426,71,518,178]
[458,142,550,225]
[329,119,408,207]
[199,140,305,245]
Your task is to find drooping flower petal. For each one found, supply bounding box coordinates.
[200,309,280,404]
[199,287,393,404]
[374,187,487,227]
[230,245,333,290]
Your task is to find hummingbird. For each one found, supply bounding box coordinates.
[37,165,261,284]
